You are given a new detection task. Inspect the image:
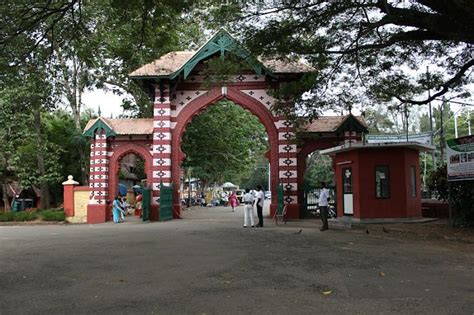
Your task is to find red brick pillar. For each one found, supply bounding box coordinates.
[87,130,110,223]
[62,175,79,217]
[153,83,172,219]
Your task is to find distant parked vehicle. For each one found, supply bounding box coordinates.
[235,189,245,203]
[264,191,271,199]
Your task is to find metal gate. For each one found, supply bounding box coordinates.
[303,182,319,216]
[159,182,173,221]
[142,186,151,221]
[276,183,284,215]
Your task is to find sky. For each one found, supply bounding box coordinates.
[82,87,131,118]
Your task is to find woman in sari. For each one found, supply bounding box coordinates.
[229,191,238,212]
[112,196,122,223]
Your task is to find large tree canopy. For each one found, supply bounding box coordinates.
[206,0,473,115]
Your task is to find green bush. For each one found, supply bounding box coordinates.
[0,212,14,222]
[13,212,38,221]
[40,209,65,221]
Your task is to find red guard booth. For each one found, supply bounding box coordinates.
[321,142,434,220]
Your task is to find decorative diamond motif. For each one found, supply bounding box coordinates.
[158,133,165,139]
[157,159,165,165]
[179,101,185,106]
[186,96,192,101]
[158,121,165,127]
[259,96,265,100]
[180,91,184,95]
[283,159,293,165]
[283,133,291,139]
[266,101,271,106]
[284,171,293,177]
[284,145,292,151]
[285,197,293,203]
[158,171,166,177]
[285,184,293,190]
[97,200,103,204]
[158,146,166,152]
[237,74,245,82]
[195,91,200,95]
[253,75,259,80]
[249,91,254,95]
[158,109,166,115]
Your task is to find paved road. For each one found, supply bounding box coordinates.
[1,205,473,314]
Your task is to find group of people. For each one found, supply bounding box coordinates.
[241,185,265,228]
[112,194,142,224]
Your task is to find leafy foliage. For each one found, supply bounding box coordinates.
[304,153,334,188]
[205,1,473,116]
[181,100,268,186]
[429,164,474,227]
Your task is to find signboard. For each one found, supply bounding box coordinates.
[447,135,474,181]
[367,132,432,145]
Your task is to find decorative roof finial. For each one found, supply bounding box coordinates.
[98,105,102,117]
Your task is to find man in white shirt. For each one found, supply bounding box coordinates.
[242,189,255,228]
[318,182,330,231]
[255,185,265,227]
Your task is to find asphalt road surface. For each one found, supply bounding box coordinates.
[1,205,473,314]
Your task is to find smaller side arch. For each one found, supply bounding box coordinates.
[108,143,154,202]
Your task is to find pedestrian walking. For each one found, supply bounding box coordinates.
[242,189,255,228]
[229,191,238,212]
[255,185,265,227]
[112,196,122,223]
[319,182,330,231]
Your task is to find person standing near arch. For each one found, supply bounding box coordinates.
[255,185,265,227]
[242,189,255,228]
[319,182,330,231]
[229,191,238,212]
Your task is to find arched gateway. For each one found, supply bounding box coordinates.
[82,29,367,223]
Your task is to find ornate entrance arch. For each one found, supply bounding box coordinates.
[171,86,280,215]
[83,29,367,223]
[109,143,153,200]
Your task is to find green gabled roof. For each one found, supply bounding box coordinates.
[176,29,271,79]
[83,117,116,138]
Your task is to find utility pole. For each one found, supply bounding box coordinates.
[454,113,458,138]
[426,66,436,168]
[468,110,471,136]
[440,97,446,163]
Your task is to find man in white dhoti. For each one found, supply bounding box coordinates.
[242,189,255,228]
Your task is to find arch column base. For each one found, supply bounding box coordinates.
[270,203,300,220]
[173,204,182,219]
[87,204,108,223]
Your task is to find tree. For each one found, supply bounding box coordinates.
[208,1,473,116]
[304,153,334,188]
[181,100,268,187]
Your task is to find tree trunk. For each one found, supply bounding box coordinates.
[33,108,50,209]
[2,181,10,212]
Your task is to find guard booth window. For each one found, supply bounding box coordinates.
[375,166,390,198]
[410,165,417,197]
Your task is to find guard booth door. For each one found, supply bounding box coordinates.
[342,167,353,215]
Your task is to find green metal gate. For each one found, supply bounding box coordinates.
[159,182,173,221]
[142,186,151,221]
[276,183,284,215]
